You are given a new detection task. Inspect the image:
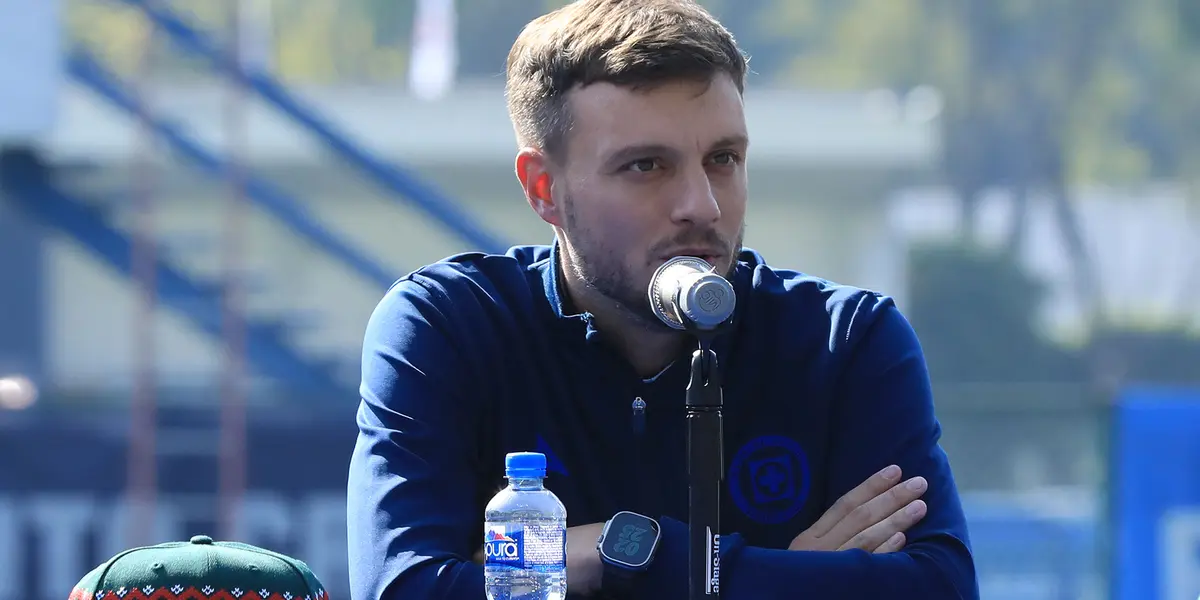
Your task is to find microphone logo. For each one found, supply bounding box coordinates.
[696,285,727,313]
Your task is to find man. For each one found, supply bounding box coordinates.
[347,0,978,599]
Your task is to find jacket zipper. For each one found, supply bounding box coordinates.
[630,395,651,515]
[631,396,647,435]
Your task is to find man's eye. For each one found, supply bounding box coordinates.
[624,159,658,173]
[711,151,741,165]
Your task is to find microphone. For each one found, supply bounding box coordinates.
[648,256,736,332]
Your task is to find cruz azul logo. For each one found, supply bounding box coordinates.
[484,525,525,566]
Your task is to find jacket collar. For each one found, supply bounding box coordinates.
[532,238,759,373]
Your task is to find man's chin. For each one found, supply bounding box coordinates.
[620,301,671,331]
[609,292,677,333]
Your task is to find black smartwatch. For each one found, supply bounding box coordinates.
[596,511,662,595]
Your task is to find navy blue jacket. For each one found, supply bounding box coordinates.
[347,242,978,600]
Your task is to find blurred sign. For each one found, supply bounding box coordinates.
[9,391,1200,600]
[1113,386,1200,600]
[964,495,1099,600]
[0,410,357,600]
[0,0,63,142]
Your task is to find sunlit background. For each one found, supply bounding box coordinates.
[2,0,1199,599]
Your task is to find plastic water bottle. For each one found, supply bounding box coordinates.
[484,452,567,600]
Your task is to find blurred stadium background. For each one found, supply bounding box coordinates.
[1,0,1199,599]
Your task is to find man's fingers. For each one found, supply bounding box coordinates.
[873,531,905,554]
[840,499,927,553]
[824,476,927,548]
[804,465,903,539]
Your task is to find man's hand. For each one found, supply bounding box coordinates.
[789,464,928,554]
[566,523,606,595]
[472,523,607,595]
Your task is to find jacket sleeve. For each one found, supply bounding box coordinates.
[634,297,979,600]
[347,277,488,600]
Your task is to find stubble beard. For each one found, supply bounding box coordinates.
[560,196,744,333]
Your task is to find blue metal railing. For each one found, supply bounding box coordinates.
[116,0,510,256]
[67,48,396,290]
[3,166,346,395]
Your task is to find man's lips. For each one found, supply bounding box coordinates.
[662,250,724,267]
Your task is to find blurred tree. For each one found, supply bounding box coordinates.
[454,1,547,78]
[64,0,152,76]
[272,0,392,83]
[1181,0,1200,45]
[360,0,415,47]
[906,240,1084,383]
[907,239,1200,386]
[757,0,1199,185]
[758,0,1200,348]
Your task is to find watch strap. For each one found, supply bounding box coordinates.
[601,559,638,597]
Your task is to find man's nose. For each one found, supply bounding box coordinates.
[669,168,721,225]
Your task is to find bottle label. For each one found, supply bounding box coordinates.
[484,523,566,570]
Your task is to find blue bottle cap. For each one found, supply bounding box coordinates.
[505,452,547,479]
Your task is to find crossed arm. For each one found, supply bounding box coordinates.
[347,281,979,600]
[471,462,951,597]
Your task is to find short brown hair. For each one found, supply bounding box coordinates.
[505,0,748,159]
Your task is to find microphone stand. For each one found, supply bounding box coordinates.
[686,332,724,600]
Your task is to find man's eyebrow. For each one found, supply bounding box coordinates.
[709,134,749,151]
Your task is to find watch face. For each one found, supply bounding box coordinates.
[601,512,660,569]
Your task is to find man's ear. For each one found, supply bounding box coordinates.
[515,148,563,228]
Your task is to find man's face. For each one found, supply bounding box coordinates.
[551,73,748,327]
